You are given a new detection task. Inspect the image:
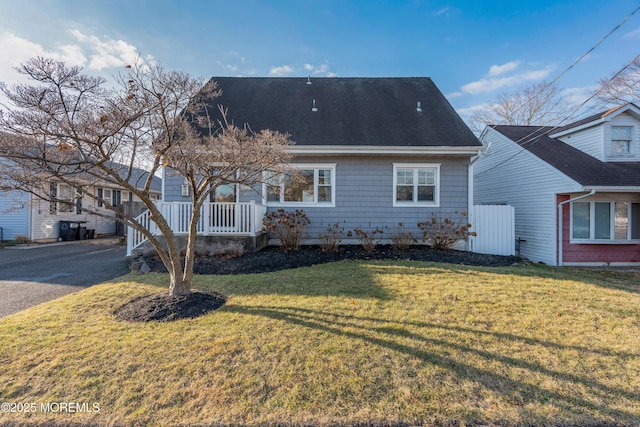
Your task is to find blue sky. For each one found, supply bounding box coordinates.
[1,0,639,122]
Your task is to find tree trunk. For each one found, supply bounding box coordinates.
[169,276,192,296]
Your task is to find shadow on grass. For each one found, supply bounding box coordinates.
[225,303,640,424]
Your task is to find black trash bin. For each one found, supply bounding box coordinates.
[59,221,78,241]
[86,229,95,239]
[78,223,87,240]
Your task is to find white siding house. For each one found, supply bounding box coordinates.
[1,168,161,242]
[474,103,640,266]
[474,127,583,265]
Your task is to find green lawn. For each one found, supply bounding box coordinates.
[0,260,639,426]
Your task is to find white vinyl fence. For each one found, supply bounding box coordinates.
[470,205,515,256]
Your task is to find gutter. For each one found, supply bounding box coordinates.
[289,145,483,156]
[557,190,596,266]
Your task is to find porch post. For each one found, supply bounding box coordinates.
[250,200,256,236]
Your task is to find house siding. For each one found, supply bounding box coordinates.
[29,187,114,241]
[163,155,472,243]
[557,125,603,161]
[474,128,581,265]
[163,169,186,202]
[284,155,470,241]
[0,189,30,240]
[28,185,157,241]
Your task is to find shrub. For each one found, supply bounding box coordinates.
[352,227,383,252]
[318,223,344,252]
[417,211,476,250]
[15,234,30,244]
[389,222,417,251]
[263,208,310,251]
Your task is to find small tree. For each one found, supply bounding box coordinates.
[0,57,294,296]
[469,81,568,134]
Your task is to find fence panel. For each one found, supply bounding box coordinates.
[470,205,515,256]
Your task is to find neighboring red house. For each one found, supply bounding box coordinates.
[474,103,640,266]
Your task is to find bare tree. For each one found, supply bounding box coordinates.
[0,57,294,296]
[594,56,640,106]
[469,81,568,134]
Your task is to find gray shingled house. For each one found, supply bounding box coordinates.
[143,77,482,252]
[475,103,640,266]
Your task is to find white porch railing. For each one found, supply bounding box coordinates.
[126,201,267,256]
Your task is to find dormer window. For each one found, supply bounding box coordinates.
[611,126,632,154]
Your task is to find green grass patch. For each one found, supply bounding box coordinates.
[0,261,639,426]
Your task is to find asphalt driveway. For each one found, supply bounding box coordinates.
[0,238,130,317]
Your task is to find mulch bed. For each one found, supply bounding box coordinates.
[140,245,523,276]
[114,291,227,322]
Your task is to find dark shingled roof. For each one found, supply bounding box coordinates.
[550,105,626,135]
[193,77,481,148]
[493,125,640,187]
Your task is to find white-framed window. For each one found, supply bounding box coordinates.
[571,201,640,242]
[611,126,633,155]
[97,188,123,208]
[209,183,237,203]
[57,184,75,213]
[393,163,440,207]
[49,183,82,214]
[265,164,336,207]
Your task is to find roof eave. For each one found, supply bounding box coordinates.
[549,118,606,138]
[582,186,640,192]
[290,145,482,155]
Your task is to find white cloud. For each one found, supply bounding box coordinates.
[458,65,554,95]
[562,85,596,106]
[488,60,521,77]
[0,32,88,85]
[0,29,145,86]
[455,103,490,118]
[433,6,458,17]
[624,26,640,39]
[269,65,293,76]
[69,29,140,70]
[303,62,336,77]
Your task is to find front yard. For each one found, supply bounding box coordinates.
[0,260,638,426]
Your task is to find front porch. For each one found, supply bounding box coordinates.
[127,201,267,256]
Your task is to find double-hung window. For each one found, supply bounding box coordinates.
[57,184,75,213]
[393,163,440,207]
[49,183,81,214]
[266,164,335,206]
[611,126,633,155]
[571,201,640,242]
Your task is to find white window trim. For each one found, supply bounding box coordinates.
[609,125,636,159]
[57,183,76,213]
[570,200,640,244]
[264,163,336,208]
[393,163,440,207]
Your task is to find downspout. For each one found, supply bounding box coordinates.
[468,150,482,253]
[557,190,596,266]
